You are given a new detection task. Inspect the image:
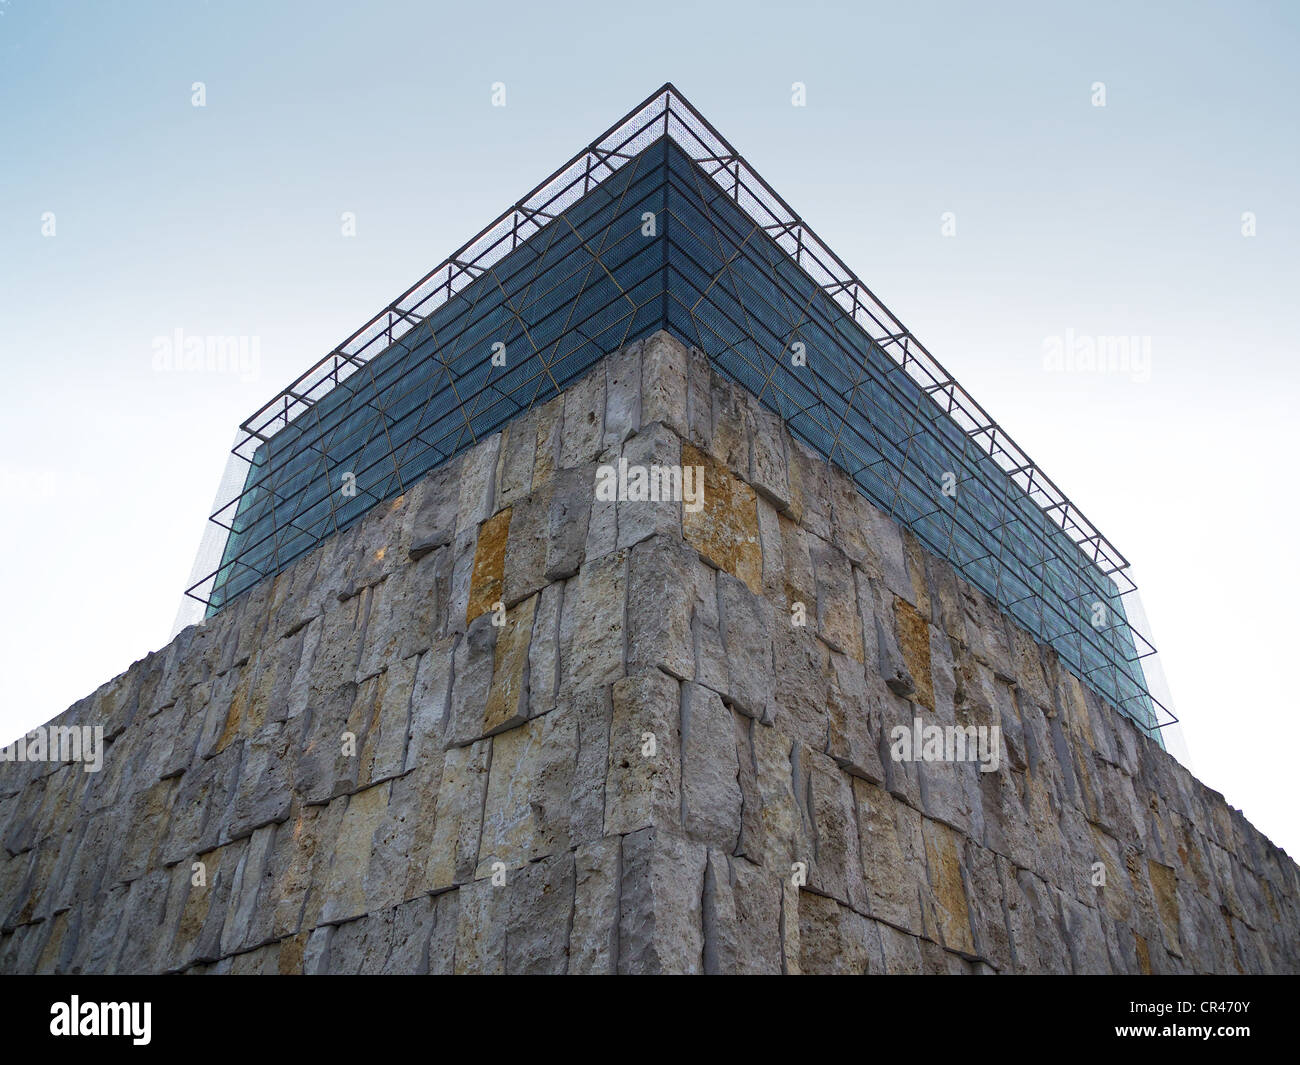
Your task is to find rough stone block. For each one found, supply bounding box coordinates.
[641,331,688,438]
[681,441,761,595]
[618,827,706,974]
[604,671,681,837]
[681,684,741,849]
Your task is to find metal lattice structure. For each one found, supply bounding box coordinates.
[186,84,1174,737]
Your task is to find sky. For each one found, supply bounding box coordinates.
[1,0,1296,855]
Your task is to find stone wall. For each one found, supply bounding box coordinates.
[1,332,1297,974]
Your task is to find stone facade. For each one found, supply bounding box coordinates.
[1,332,1297,974]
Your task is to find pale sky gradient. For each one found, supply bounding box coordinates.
[1,0,1296,856]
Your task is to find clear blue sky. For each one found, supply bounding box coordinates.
[1,0,1297,854]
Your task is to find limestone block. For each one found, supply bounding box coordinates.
[475,710,576,875]
[505,852,575,975]
[323,910,391,974]
[494,415,536,512]
[1004,863,1071,974]
[959,582,1015,679]
[453,876,506,975]
[34,905,82,974]
[363,770,425,913]
[501,480,549,607]
[616,422,682,550]
[427,891,460,975]
[852,778,926,937]
[531,392,565,491]
[526,582,563,718]
[769,621,830,752]
[702,848,739,974]
[641,331,688,438]
[408,462,460,558]
[751,722,801,875]
[827,474,872,569]
[804,751,867,912]
[569,836,621,974]
[362,552,441,672]
[445,614,496,748]
[778,511,815,610]
[317,781,390,926]
[862,498,912,604]
[917,753,983,843]
[617,827,706,974]
[748,402,792,513]
[755,496,785,600]
[899,530,933,620]
[730,857,783,974]
[780,879,801,974]
[1146,858,1183,957]
[174,739,242,859]
[358,657,416,788]
[567,687,612,844]
[681,441,762,595]
[404,638,454,772]
[627,536,695,682]
[424,739,491,891]
[732,713,765,866]
[219,823,276,957]
[826,654,887,785]
[602,339,642,448]
[305,592,367,703]
[445,528,477,638]
[394,762,445,903]
[117,869,180,973]
[717,570,774,719]
[293,681,360,806]
[877,922,926,974]
[811,540,863,662]
[979,761,1040,873]
[786,441,833,542]
[560,368,606,469]
[709,373,750,477]
[681,684,741,849]
[684,345,712,448]
[585,486,618,563]
[247,800,344,943]
[1059,888,1111,974]
[116,777,177,882]
[797,892,883,974]
[558,550,627,697]
[921,816,974,956]
[1008,623,1053,711]
[604,670,681,837]
[171,839,244,969]
[692,586,729,698]
[963,841,1012,970]
[880,690,923,809]
[480,593,537,737]
[466,507,511,625]
[455,435,501,536]
[546,463,595,579]
[893,598,933,710]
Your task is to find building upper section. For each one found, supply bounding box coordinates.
[187,85,1171,737]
